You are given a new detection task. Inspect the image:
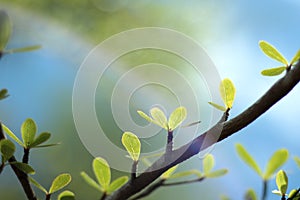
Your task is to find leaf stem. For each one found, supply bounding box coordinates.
[45,193,51,200]
[23,148,30,164]
[100,192,107,200]
[131,161,138,180]
[262,180,267,200]
[166,130,173,154]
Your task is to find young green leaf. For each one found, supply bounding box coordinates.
[161,165,178,180]
[12,162,35,174]
[0,89,9,100]
[29,176,47,194]
[168,107,187,131]
[21,118,37,148]
[0,139,15,161]
[272,190,282,196]
[29,132,51,148]
[49,173,72,194]
[261,66,286,76]
[264,149,288,180]
[205,169,228,178]
[244,189,257,200]
[137,110,153,123]
[276,170,288,196]
[150,107,168,130]
[4,45,41,54]
[294,156,300,168]
[93,157,111,191]
[2,124,24,146]
[80,172,102,192]
[236,144,263,178]
[169,170,202,179]
[259,40,288,65]
[121,132,141,161]
[0,10,12,51]
[57,190,75,200]
[288,189,300,199]
[208,102,226,112]
[107,176,128,194]
[291,49,300,65]
[220,78,236,109]
[203,154,215,174]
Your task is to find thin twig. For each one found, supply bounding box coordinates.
[131,161,138,180]
[130,179,165,200]
[161,177,205,186]
[262,180,267,200]
[22,148,30,164]
[166,130,173,155]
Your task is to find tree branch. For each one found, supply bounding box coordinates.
[107,61,300,200]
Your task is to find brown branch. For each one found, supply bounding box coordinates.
[0,122,37,200]
[107,61,300,200]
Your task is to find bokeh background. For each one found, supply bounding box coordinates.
[0,0,300,199]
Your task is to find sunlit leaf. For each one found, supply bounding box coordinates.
[276,170,288,195]
[2,124,24,146]
[29,132,51,148]
[288,189,300,198]
[208,102,226,111]
[169,170,202,179]
[272,190,282,196]
[220,78,236,109]
[4,45,41,54]
[236,144,263,178]
[0,139,15,161]
[57,190,75,200]
[203,154,215,174]
[261,66,286,76]
[49,173,72,194]
[291,50,300,65]
[150,107,168,130]
[121,132,141,161]
[12,162,35,174]
[244,189,257,200]
[107,176,128,194]
[264,149,288,180]
[21,118,37,148]
[80,172,102,192]
[0,10,12,51]
[93,157,111,191]
[168,107,187,131]
[205,169,228,178]
[0,89,9,100]
[29,176,47,194]
[294,156,300,168]
[137,110,152,123]
[161,165,178,180]
[259,40,288,65]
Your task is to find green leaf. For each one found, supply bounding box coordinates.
[2,124,24,146]
[29,176,47,194]
[288,189,300,198]
[244,189,257,200]
[261,66,286,76]
[168,107,187,131]
[80,171,102,192]
[205,169,228,178]
[208,102,226,111]
[272,190,282,196]
[294,156,300,168]
[220,78,236,109]
[291,50,300,65]
[264,149,288,180]
[57,190,75,200]
[33,143,60,148]
[4,45,41,54]
[236,144,263,178]
[21,118,37,148]
[276,170,288,195]
[0,10,12,51]
[203,154,215,174]
[12,162,35,174]
[161,165,178,179]
[169,170,202,179]
[107,176,128,194]
[0,89,9,100]
[121,132,141,161]
[0,139,15,161]
[259,40,288,65]
[29,132,51,148]
[137,110,153,123]
[150,107,168,130]
[49,173,72,194]
[93,157,111,191]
